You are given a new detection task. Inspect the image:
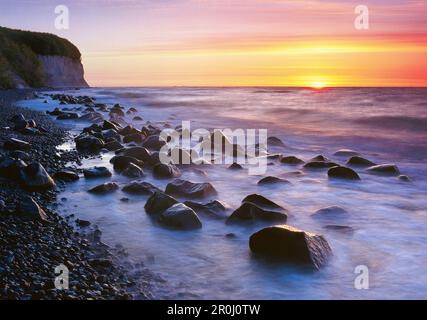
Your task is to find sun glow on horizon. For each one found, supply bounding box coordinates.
[309,81,327,89]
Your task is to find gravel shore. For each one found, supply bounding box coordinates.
[0,90,144,300]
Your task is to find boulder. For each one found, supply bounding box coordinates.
[310,155,328,162]
[249,225,332,269]
[398,175,411,182]
[119,147,152,163]
[88,182,119,194]
[53,171,80,182]
[57,112,79,120]
[104,140,123,151]
[311,206,349,221]
[83,167,112,179]
[16,196,48,222]
[121,163,144,178]
[334,149,359,157]
[257,176,290,185]
[118,125,140,136]
[4,138,31,151]
[102,120,120,131]
[0,156,27,179]
[280,156,304,165]
[242,194,283,210]
[122,181,161,195]
[227,202,287,224]
[75,134,104,152]
[153,163,181,178]
[158,203,202,230]
[143,135,166,151]
[110,155,144,172]
[165,179,217,198]
[346,156,376,167]
[303,161,338,169]
[228,163,243,170]
[123,133,144,144]
[328,166,360,180]
[267,136,285,147]
[19,162,56,190]
[366,164,400,176]
[144,192,178,215]
[184,200,229,219]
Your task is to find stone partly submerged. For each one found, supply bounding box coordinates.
[249,225,332,269]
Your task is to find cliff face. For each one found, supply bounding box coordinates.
[0,26,89,89]
[38,55,89,88]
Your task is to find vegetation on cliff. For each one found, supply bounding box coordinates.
[0,26,82,89]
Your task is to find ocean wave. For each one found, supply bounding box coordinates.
[354,115,427,132]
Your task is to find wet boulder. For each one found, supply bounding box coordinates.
[53,170,80,182]
[334,149,359,157]
[153,163,181,178]
[104,140,123,151]
[102,120,120,131]
[310,155,328,162]
[88,182,119,194]
[57,112,79,120]
[119,125,140,136]
[158,203,202,230]
[346,156,376,167]
[227,202,288,224]
[19,162,56,191]
[4,138,31,151]
[102,129,120,141]
[228,163,243,170]
[133,116,143,121]
[257,176,290,185]
[110,155,144,172]
[122,181,161,195]
[184,200,229,219]
[78,112,104,123]
[267,136,285,147]
[16,196,48,222]
[165,179,217,198]
[242,194,283,210]
[83,166,112,179]
[75,134,104,152]
[0,156,27,179]
[109,107,125,117]
[123,133,144,144]
[119,147,152,163]
[143,135,166,151]
[366,164,400,176]
[280,156,304,165]
[303,161,338,169]
[249,225,332,269]
[144,192,178,215]
[328,166,360,180]
[121,163,144,178]
[398,175,411,182]
[311,206,349,222]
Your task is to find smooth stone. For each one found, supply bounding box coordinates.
[83,167,112,179]
[145,192,178,215]
[88,182,119,194]
[303,161,338,169]
[242,194,283,210]
[121,163,144,178]
[123,133,144,144]
[4,138,31,151]
[310,155,328,162]
[324,225,354,234]
[184,200,229,219]
[53,171,80,182]
[122,181,161,195]
[165,179,217,198]
[76,219,91,227]
[143,135,166,151]
[102,120,120,131]
[249,225,332,269]
[328,166,361,180]
[280,156,304,165]
[110,155,144,172]
[267,136,285,147]
[227,202,287,224]
[75,134,104,152]
[153,163,181,178]
[346,156,376,167]
[334,149,359,157]
[366,164,400,176]
[16,196,48,222]
[311,206,349,220]
[0,156,27,179]
[158,203,202,230]
[119,147,152,163]
[398,175,411,182]
[228,163,243,170]
[257,176,290,185]
[19,162,56,190]
[104,140,123,151]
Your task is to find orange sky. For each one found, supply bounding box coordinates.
[1,0,426,87]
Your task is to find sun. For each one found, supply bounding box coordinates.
[309,81,327,89]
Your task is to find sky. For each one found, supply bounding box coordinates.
[0,0,426,87]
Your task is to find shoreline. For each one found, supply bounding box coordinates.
[0,89,144,300]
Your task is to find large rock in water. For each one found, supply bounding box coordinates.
[110,155,144,172]
[227,202,287,224]
[119,147,152,163]
[88,182,119,194]
[280,156,304,165]
[75,134,104,152]
[153,163,181,178]
[333,149,359,157]
[16,196,48,222]
[257,176,290,185]
[249,225,332,269]
[165,179,217,198]
[366,164,400,176]
[184,200,229,219]
[346,156,376,167]
[53,170,80,182]
[19,162,56,191]
[144,192,178,215]
[121,163,144,178]
[311,206,349,221]
[83,167,112,179]
[122,181,161,195]
[158,203,202,230]
[0,156,27,179]
[328,166,360,180]
[242,194,283,210]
